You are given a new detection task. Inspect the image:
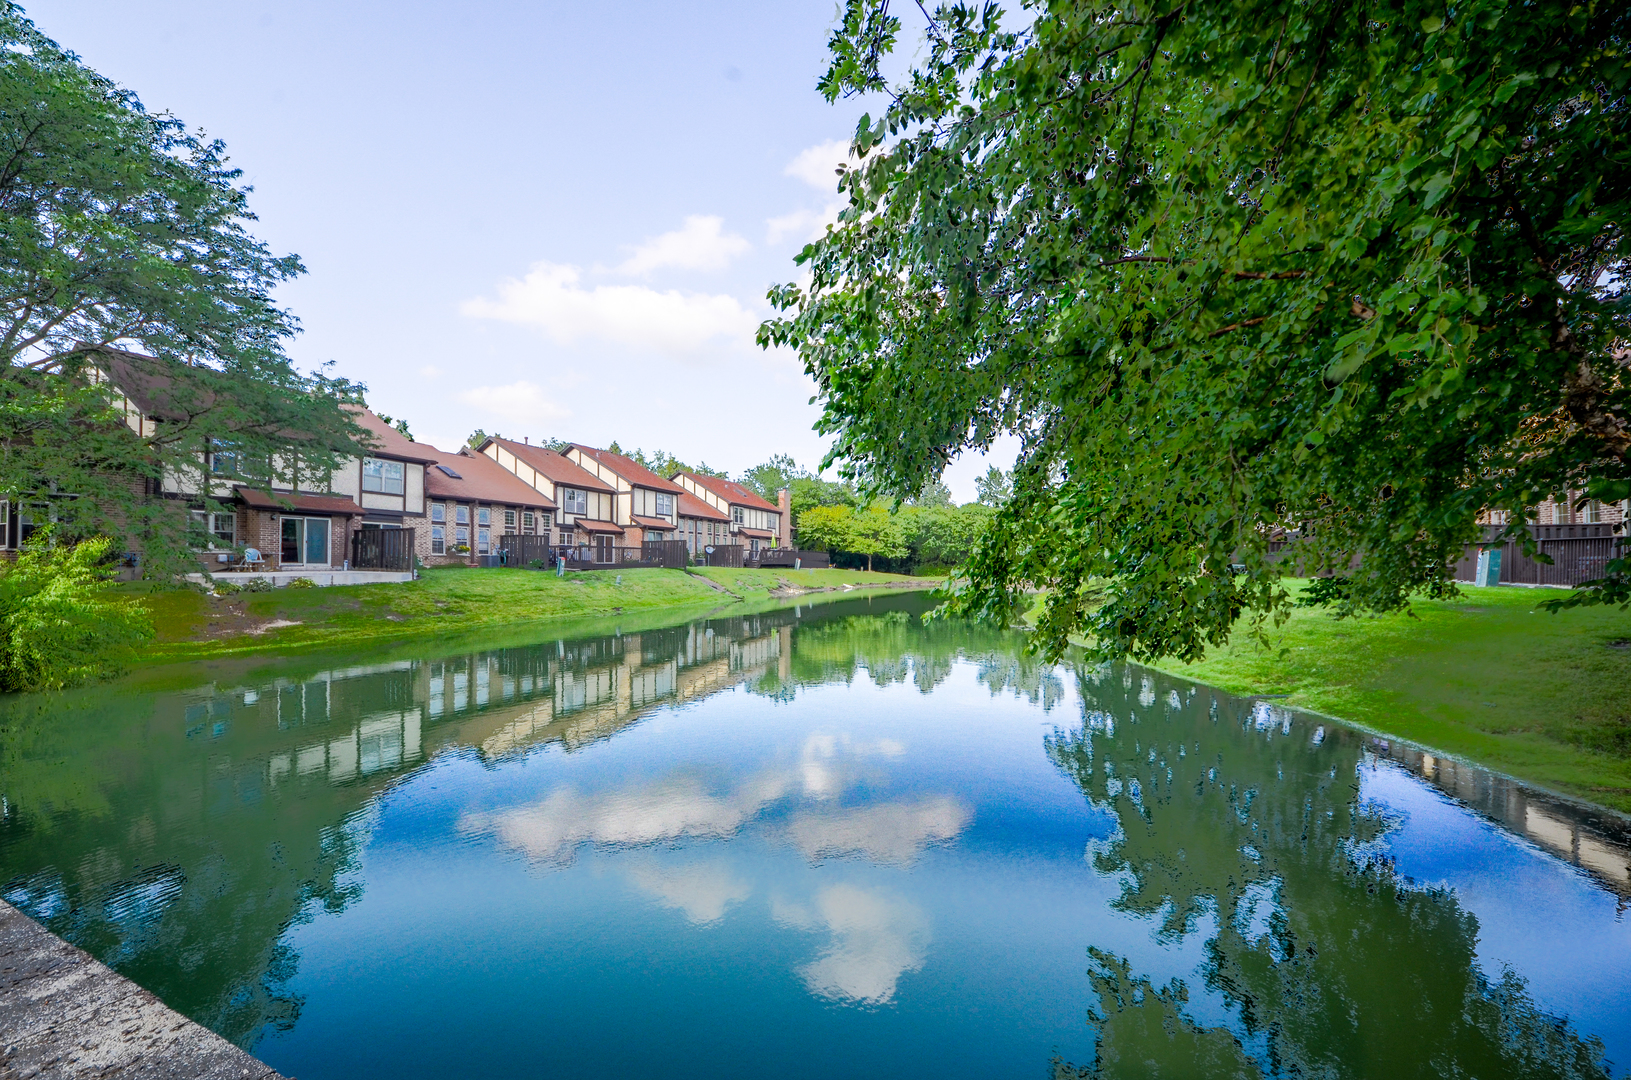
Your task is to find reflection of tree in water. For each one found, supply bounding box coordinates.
[774,607,1052,703]
[0,683,376,1045]
[1046,667,1611,1079]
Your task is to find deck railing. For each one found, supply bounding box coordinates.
[498,535,689,570]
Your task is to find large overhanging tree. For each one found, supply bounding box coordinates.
[0,4,368,577]
[761,0,1630,661]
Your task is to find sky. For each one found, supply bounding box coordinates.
[28,0,1015,501]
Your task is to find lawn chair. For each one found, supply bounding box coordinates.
[240,547,268,572]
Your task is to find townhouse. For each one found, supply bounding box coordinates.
[420,447,557,565]
[86,348,437,573]
[562,445,683,545]
[473,437,625,556]
[670,471,788,555]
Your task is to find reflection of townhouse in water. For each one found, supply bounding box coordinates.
[169,608,831,811]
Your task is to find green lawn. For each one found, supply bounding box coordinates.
[1144,582,1631,812]
[687,565,938,597]
[123,565,940,663]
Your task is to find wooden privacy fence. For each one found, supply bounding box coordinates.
[1260,524,1624,587]
[351,527,414,571]
[698,544,744,568]
[751,548,831,569]
[1452,526,1625,587]
[498,535,689,570]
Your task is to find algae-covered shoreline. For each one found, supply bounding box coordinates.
[124,565,943,665]
[1141,582,1631,814]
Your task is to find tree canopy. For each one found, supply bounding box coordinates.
[0,5,368,576]
[761,0,1630,661]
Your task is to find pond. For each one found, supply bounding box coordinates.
[2,592,1628,1078]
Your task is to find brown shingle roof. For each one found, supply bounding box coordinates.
[484,438,615,494]
[424,448,557,509]
[677,491,729,522]
[631,515,675,530]
[571,518,624,535]
[92,347,220,421]
[676,471,779,513]
[235,487,362,515]
[571,445,684,493]
[347,407,442,464]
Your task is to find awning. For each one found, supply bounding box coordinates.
[632,516,675,530]
[736,528,776,540]
[235,487,362,515]
[572,518,625,535]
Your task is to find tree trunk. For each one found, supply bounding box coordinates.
[866,553,873,572]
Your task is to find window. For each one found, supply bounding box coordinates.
[362,457,405,495]
[540,511,552,530]
[732,506,744,524]
[504,508,516,529]
[431,524,446,555]
[455,525,469,550]
[209,442,241,476]
[456,505,469,525]
[563,488,587,516]
[478,507,490,527]
[522,511,534,533]
[189,510,236,549]
[431,503,445,523]
[478,527,491,555]
[655,493,674,518]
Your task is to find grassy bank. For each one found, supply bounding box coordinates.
[1142,583,1631,813]
[127,565,939,663]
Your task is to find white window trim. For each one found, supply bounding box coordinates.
[362,457,406,495]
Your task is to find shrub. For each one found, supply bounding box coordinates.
[527,559,548,570]
[284,576,316,589]
[213,580,242,596]
[242,578,273,593]
[0,535,154,691]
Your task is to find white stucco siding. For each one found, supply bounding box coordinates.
[405,463,425,513]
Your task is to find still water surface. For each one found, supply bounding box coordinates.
[2,593,1628,1078]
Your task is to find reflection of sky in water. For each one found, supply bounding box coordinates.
[246,651,1631,1079]
[1362,759,1631,1067]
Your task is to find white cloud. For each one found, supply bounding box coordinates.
[786,797,971,866]
[459,772,790,865]
[457,380,569,426]
[418,364,443,378]
[775,884,930,1006]
[785,138,854,190]
[613,215,750,276]
[625,861,752,926]
[461,261,761,356]
[766,201,844,245]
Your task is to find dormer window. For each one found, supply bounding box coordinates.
[655,493,674,517]
[362,457,405,495]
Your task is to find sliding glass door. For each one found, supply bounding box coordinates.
[280,517,331,567]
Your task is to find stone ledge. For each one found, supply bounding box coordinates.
[0,902,286,1080]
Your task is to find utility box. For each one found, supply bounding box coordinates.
[1475,547,1502,587]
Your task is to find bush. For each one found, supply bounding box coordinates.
[213,580,242,596]
[527,559,549,570]
[0,535,154,691]
[284,577,316,589]
[242,577,273,593]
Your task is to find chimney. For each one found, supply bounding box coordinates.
[524,436,529,444]
[777,487,791,548]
